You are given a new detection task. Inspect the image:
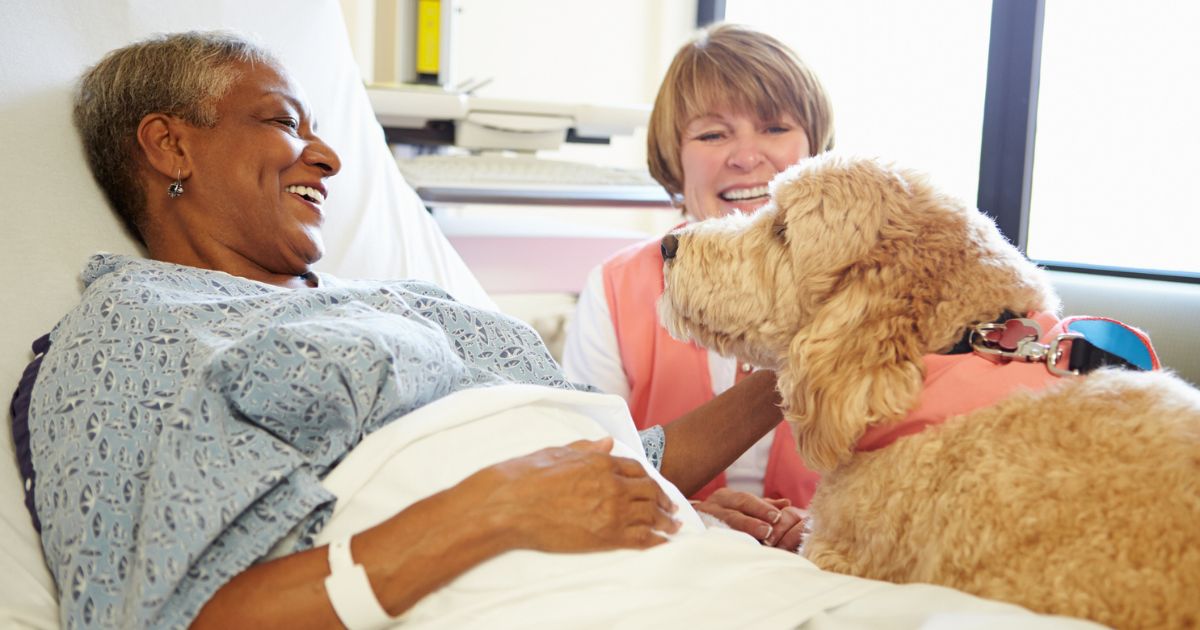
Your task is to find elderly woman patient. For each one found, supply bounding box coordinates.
[22,31,1102,630]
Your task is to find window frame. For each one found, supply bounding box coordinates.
[976,0,1041,255]
[697,0,725,27]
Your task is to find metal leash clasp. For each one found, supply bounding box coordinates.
[1045,332,1085,377]
[969,317,1083,377]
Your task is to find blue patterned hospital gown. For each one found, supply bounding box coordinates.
[27,254,662,629]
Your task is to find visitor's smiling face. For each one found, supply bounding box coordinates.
[680,109,810,221]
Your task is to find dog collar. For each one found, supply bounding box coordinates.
[941,310,1020,355]
[857,312,1159,452]
[967,314,1158,376]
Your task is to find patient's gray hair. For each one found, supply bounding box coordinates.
[74,31,279,242]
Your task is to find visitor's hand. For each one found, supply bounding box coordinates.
[692,488,807,551]
[468,437,681,553]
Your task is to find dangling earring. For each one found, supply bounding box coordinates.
[167,170,184,199]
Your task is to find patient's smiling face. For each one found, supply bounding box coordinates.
[179,61,341,283]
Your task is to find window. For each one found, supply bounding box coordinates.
[723,0,993,206]
[722,0,1199,280]
[1027,0,1200,275]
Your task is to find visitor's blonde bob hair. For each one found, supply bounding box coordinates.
[648,23,835,203]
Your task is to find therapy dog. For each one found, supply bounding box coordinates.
[658,153,1200,629]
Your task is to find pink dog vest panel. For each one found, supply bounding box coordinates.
[602,237,820,505]
[856,312,1161,451]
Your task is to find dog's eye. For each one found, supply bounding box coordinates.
[773,222,787,241]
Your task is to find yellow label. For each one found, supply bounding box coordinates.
[416,0,441,75]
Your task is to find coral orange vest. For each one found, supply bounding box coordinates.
[601,237,820,506]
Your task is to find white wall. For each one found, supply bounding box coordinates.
[338,2,1200,384]
[339,0,378,81]
[340,0,695,143]
[338,0,697,199]
[338,0,700,356]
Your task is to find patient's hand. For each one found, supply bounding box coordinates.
[198,437,680,627]
[692,488,807,551]
[470,437,681,553]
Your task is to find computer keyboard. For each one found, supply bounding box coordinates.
[396,153,661,188]
[396,153,672,208]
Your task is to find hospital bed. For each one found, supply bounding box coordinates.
[0,2,1102,628]
[0,1,494,624]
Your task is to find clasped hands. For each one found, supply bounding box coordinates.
[691,487,808,551]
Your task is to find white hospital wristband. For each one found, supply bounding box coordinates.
[324,536,398,630]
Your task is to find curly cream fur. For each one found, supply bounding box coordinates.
[659,154,1200,628]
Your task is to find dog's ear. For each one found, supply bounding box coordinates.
[772,157,892,315]
[781,281,926,472]
[772,157,926,471]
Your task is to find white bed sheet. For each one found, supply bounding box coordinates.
[310,385,1103,630]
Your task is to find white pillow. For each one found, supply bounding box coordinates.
[0,1,489,625]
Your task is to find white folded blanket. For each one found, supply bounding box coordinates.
[309,385,1101,630]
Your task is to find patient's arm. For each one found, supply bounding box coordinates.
[657,369,783,496]
[191,438,679,628]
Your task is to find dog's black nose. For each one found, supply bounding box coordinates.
[661,234,679,260]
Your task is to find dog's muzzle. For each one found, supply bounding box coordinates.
[661,234,679,260]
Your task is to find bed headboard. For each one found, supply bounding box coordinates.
[0,1,490,622]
